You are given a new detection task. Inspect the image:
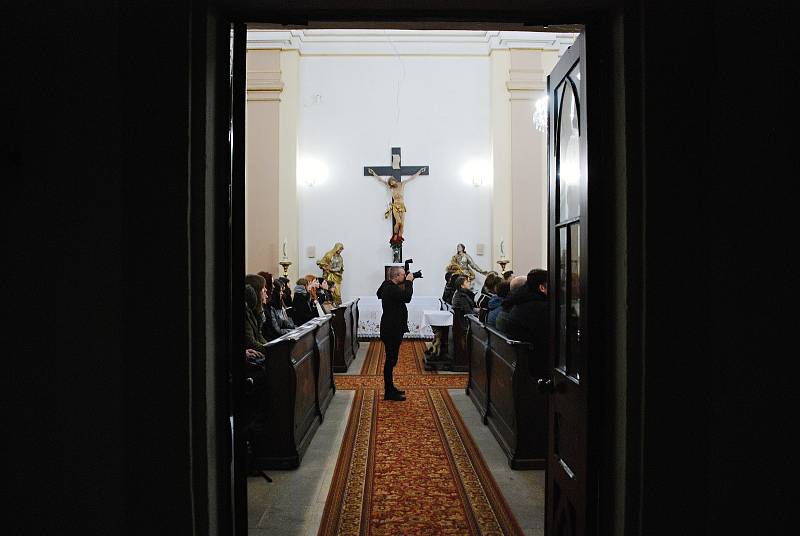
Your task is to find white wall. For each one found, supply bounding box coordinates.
[296,55,492,299]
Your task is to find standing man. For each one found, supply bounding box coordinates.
[376,266,414,401]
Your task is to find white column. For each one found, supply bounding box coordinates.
[508,49,558,273]
[278,50,300,282]
[245,49,282,274]
[490,49,512,274]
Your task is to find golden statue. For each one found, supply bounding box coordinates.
[316,242,344,305]
[368,167,426,240]
[446,243,489,281]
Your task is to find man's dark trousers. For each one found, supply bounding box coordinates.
[382,335,403,394]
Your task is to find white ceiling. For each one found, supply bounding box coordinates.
[247,30,577,56]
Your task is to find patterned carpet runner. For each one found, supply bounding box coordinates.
[323,342,523,535]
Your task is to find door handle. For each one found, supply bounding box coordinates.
[537,377,555,394]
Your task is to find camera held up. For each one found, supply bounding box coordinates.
[404,259,423,279]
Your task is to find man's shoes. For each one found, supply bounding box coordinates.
[393,388,406,395]
[384,392,406,401]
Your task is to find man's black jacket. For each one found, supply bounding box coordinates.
[377,278,413,339]
[496,285,549,351]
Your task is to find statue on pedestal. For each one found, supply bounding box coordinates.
[316,242,344,305]
[445,243,488,281]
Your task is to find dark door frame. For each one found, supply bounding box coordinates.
[198,4,643,535]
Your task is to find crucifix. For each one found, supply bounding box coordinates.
[364,147,430,262]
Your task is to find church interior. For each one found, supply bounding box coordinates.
[241,29,578,535]
[6,1,789,535]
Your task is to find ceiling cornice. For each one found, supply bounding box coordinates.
[246,30,576,56]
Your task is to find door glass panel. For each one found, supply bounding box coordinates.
[557,226,568,371]
[558,80,581,222]
[569,63,581,98]
[568,224,582,379]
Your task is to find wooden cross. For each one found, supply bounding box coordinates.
[363,147,430,183]
[364,147,430,261]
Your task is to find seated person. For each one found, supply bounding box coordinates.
[263,280,295,340]
[476,272,501,312]
[244,282,271,355]
[246,273,269,326]
[305,274,326,317]
[278,276,292,302]
[495,275,527,332]
[246,348,264,359]
[495,269,549,349]
[316,278,335,311]
[487,279,510,328]
[273,280,295,329]
[327,281,338,306]
[451,275,478,318]
[291,278,315,325]
[442,271,458,305]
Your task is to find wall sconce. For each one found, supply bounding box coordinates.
[299,157,328,188]
[462,159,490,187]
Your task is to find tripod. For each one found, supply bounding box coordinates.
[246,436,272,483]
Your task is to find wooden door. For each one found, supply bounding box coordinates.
[229,21,249,536]
[545,33,589,536]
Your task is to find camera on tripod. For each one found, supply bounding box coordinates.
[404,259,423,279]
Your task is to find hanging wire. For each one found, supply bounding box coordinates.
[385,30,406,151]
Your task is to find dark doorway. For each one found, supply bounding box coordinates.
[216,15,626,536]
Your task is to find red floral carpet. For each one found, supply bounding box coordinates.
[321,342,523,535]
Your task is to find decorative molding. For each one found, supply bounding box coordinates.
[247,70,284,101]
[246,30,577,57]
[507,68,548,92]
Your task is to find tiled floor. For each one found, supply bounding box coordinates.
[247,342,544,535]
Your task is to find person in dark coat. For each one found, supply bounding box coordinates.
[376,266,414,401]
[263,280,295,341]
[291,278,315,326]
[442,271,458,305]
[451,275,478,318]
[476,272,500,308]
[487,279,510,328]
[278,277,292,304]
[496,269,549,352]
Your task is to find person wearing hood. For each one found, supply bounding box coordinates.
[376,266,415,401]
[291,278,315,326]
[495,269,549,351]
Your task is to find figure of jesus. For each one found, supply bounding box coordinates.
[369,167,426,240]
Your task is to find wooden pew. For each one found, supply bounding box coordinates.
[313,316,335,416]
[350,297,360,359]
[450,304,470,372]
[249,315,335,469]
[465,314,490,423]
[331,299,359,372]
[465,314,548,469]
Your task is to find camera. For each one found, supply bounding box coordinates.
[404,259,423,279]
